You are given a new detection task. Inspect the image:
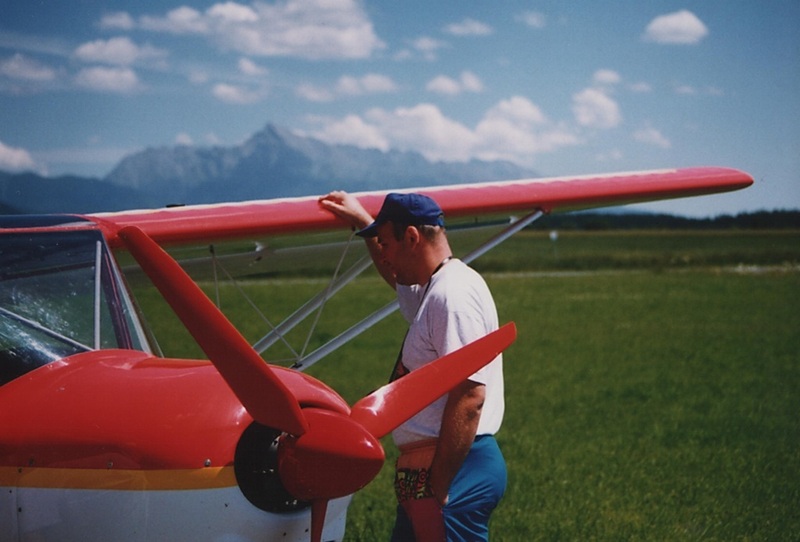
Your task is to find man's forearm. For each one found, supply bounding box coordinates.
[429,380,485,504]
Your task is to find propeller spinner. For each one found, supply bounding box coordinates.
[119,226,516,542]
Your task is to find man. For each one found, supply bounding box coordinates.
[319,191,506,542]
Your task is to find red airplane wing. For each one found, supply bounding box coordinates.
[90,166,752,246]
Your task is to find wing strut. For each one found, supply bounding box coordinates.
[251,236,373,356]
[291,208,545,371]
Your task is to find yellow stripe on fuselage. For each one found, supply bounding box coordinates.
[0,465,237,490]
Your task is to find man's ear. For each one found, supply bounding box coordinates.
[405,225,421,246]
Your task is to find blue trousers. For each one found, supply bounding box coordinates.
[390,435,507,541]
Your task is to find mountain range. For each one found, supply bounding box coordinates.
[0,124,536,215]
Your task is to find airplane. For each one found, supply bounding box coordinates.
[0,166,752,541]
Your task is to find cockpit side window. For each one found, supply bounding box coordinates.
[0,228,152,385]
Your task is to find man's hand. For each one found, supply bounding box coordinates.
[318,191,374,230]
[319,191,397,288]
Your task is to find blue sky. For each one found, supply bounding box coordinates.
[0,0,797,216]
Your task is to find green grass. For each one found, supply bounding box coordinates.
[469,230,800,273]
[490,271,799,541]
[132,231,800,541]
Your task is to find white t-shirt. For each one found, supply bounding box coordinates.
[392,258,505,447]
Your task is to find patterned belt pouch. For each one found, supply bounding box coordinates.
[394,439,438,502]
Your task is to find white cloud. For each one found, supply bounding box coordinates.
[485,96,548,126]
[426,71,484,96]
[643,10,708,45]
[444,18,493,36]
[410,36,448,61]
[211,82,264,104]
[297,73,397,102]
[336,74,398,95]
[0,140,37,171]
[593,69,621,86]
[572,88,621,129]
[334,77,361,96]
[308,114,390,151]
[99,11,135,30]
[207,2,259,23]
[412,37,445,52]
[0,53,56,81]
[74,66,141,93]
[427,76,460,96]
[308,96,580,167]
[475,96,579,162]
[238,57,267,76]
[74,36,167,66]
[140,6,209,34]
[175,132,194,146]
[633,126,671,149]
[460,71,484,93]
[296,83,334,102]
[203,132,222,145]
[137,0,384,60]
[516,11,546,29]
[629,81,652,93]
[364,103,477,162]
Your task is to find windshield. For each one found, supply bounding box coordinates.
[0,228,152,385]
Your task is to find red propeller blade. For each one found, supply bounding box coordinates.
[349,322,517,439]
[118,226,308,437]
[310,500,328,542]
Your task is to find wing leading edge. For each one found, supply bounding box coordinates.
[90,167,752,246]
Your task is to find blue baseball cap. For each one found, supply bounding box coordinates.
[356,193,445,238]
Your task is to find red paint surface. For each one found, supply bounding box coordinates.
[90,167,753,246]
[0,350,348,471]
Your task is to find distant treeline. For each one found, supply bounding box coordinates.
[534,209,800,230]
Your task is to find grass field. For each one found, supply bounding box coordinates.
[134,230,800,541]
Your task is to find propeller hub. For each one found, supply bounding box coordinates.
[278,408,385,501]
